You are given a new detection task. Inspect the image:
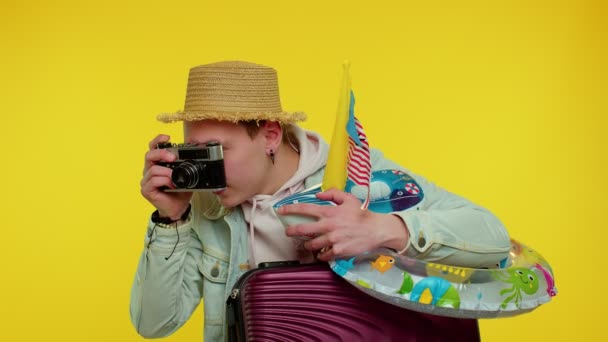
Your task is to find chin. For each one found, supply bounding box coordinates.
[215,191,241,208]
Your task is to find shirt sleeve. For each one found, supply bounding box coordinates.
[129,214,205,338]
[370,149,511,268]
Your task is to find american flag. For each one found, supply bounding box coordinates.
[346,91,372,209]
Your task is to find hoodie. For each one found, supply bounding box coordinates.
[241,125,329,268]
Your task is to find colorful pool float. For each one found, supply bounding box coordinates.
[274,169,557,318]
[328,239,556,318]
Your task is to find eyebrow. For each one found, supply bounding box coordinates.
[186,139,223,146]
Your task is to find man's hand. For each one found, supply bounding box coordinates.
[279,188,409,261]
[141,134,192,221]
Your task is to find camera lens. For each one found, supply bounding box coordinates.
[172,161,203,188]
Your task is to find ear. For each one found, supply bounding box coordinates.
[260,121,283,151]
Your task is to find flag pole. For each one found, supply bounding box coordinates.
[322,61,352,192]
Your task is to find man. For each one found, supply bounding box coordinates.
[130,61,510,341]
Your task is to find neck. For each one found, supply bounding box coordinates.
[259,143,300,195]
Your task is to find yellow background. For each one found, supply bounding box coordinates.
[1,0,605,340]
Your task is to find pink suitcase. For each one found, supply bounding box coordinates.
[226,262,480,341]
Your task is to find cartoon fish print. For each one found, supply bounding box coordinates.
[332,257,356,277]
[410,277,461,309]
[389,187,424,212]
[345,169,424,214]
[370,255,395,273]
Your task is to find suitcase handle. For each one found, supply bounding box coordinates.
[257,260,300,268]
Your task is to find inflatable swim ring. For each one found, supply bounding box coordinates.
[274,169,557,318]
[327,239,556,318]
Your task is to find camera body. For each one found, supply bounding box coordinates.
[156,141,226,192]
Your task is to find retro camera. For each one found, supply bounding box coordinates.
[156,141,226,192]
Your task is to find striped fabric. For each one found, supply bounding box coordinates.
[346,91,372,209]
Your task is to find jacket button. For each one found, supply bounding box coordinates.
[418,236,426,248]
[211,265,220,278]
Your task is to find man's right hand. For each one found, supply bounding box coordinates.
[141,134,193,221]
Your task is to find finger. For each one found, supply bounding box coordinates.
[316,245,338,261]
[141,176,174,196]
[303,232,335,251]
[318,240,353,261]
[141,165,173,187]
[327,236,377,261]
[144,149,176,174]
[145,149,177,164]
[285,220,327,238]
[316,188,358,205]
[148,134,171,150]
[277,203,329,218]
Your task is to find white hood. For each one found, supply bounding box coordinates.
[241,125,328,268]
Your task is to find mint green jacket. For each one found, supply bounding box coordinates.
[130,149,510,342]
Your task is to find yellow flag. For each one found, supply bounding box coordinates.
[322,61,352,191]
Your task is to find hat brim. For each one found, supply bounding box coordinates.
[157,111,307,124]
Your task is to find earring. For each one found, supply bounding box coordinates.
[269,150,275,165]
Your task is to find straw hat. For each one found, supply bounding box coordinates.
[157,61,307,123]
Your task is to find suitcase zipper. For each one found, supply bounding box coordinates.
[230,288,239,300]
[226,281,246,341]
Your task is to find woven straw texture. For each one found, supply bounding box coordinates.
[158,61,306,123]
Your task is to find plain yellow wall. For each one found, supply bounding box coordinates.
[1,0,605,341]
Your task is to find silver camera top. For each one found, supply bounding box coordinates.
[157,141,223,161]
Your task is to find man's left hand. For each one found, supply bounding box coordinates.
[279,188,409,261]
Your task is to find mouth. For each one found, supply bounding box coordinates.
[213,189,226,195]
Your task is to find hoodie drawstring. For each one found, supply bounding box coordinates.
[249,197,258,267]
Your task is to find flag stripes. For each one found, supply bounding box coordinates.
[347,117,371,208]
